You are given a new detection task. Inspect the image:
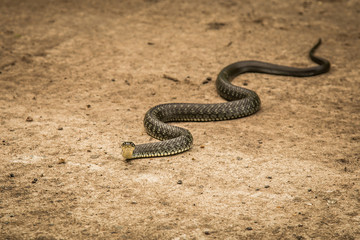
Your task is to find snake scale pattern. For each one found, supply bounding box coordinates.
[122,39,330,159]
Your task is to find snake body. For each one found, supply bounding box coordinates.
[122,39,330,159]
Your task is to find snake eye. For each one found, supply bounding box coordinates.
[122,142,135,147]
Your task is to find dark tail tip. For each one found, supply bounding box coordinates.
[309,38,330,74]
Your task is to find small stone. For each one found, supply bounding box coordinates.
[9,173,15,178]
[237,156,243,161]
[204,230,211,235]
[57,127,63,130]
[245,227,253,231]
[264,185,270,188]
[177,180,183,184]
[202,77,212,84]
[308,189,312,192]
[86,104,91,108]
[111,78,116,82]
[32,178,38,184]
[267,176,272,179]
[58,158,66,164]
[200,145,205,148]
[26,116,33,122]
[202,80,209,84]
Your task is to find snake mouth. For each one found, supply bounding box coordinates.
[121,142,135,159]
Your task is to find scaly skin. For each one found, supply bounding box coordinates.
[122,39,330,159]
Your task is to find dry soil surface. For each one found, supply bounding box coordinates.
[1,0,360,239]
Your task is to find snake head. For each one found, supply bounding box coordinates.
[121,142,135,159]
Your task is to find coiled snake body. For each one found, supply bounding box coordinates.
[122,39,330,159]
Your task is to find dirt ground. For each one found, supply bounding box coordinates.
[1,0,359,239]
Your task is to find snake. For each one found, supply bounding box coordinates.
[121,39,330,159]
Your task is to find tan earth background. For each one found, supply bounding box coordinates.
[1,0,359,239]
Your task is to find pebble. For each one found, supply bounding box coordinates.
[58,158,66,164]
[202,77,212,84]
[26,116,33,122]
[177,180,183,184]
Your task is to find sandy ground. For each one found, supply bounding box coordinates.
[1,0,359,239]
